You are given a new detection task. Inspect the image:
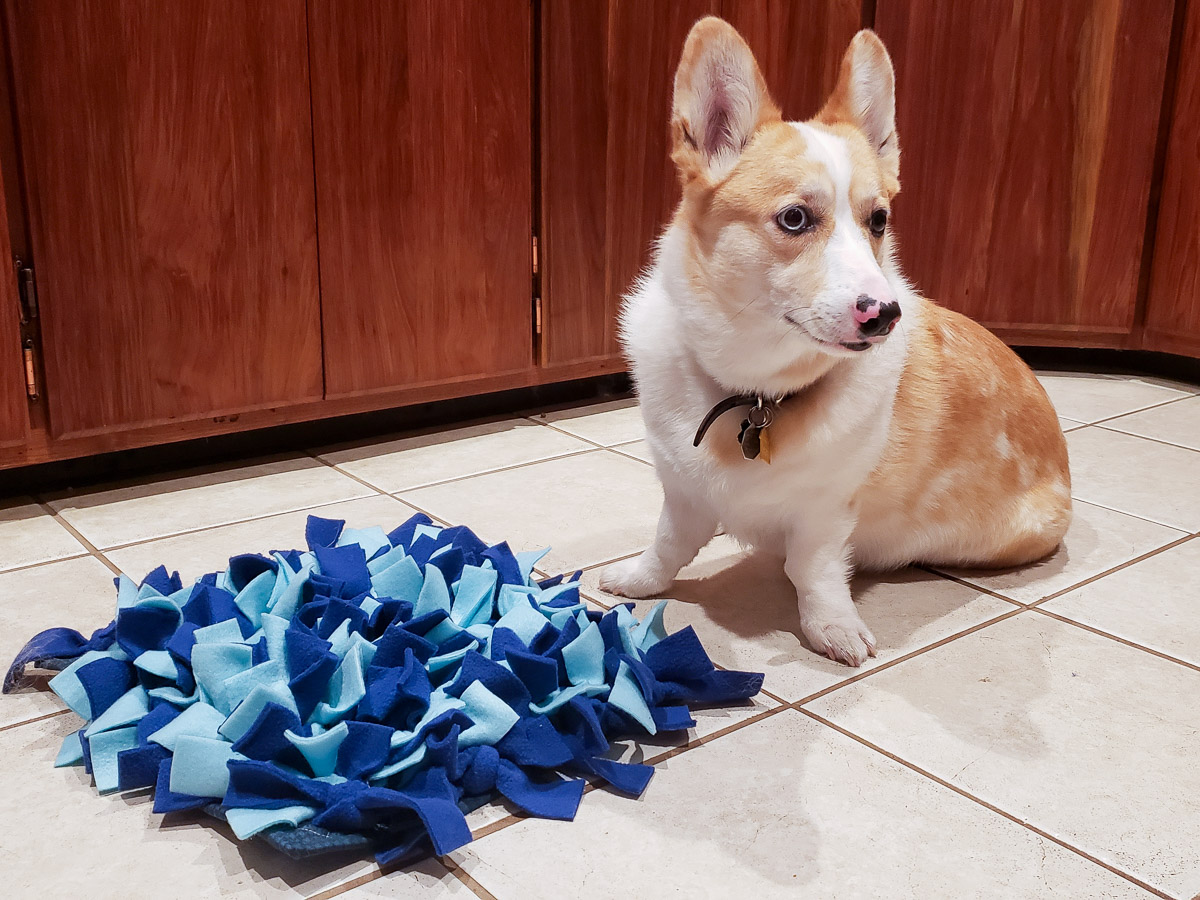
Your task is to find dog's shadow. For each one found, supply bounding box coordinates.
[621,537,1055,772]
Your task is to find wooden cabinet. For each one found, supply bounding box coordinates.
[875,0,1174,347]
[0,1,1198,471]
[7,0,323,437]
[308,0,534,398]
[0,185,25,447]
[539,0,860,368]
[1145,0,1200,357]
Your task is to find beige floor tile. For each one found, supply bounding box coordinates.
[332,861,474,898]
[0,498,87,572]
[1101,394,1200,452]
[531,398,644,446]
[1042,537,1200,666]
[0,714,378,898]
[610,440,653,464]
[1037,372,1190,423]
[937,499,1185,603]
[580,537,1014,702]
[107,495,420,584]
[400,451,664,573]
[0,556,117,728]
[48,456,374,549]
[1066,427,1200,531]
[454,710,1152,900]
[808,613,1200,898]
[316,420,592,493]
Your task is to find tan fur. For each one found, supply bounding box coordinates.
[856,303,1071,568]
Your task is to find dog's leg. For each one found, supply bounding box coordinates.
[599,481,718,599]
[786,512,876,667]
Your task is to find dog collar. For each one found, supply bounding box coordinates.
[693,394,780,462]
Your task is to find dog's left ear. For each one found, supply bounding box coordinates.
[819,30,899,187]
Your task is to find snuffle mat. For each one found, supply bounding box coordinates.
[5,513,762,866]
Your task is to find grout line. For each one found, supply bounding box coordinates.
[792,606,1027,707]
[463,703,790,847]
[1067,392,1197,429]
[34,498,121,576]
[523,418,611,450]
[608,444,652,466]
[390,495,453,528]
[306,451,468,532]
[0,551,90,577]
[918,565,1028,606]
[530,417,644,454]
[1065,496,1191,534]
[577,559,1019,707]
[1091,422,1200,456]
[926,523,1194,607]
[469,810,525,842]
[305,869,383,900]
[1031,533,1198,606]
[795,708,1174,900]
[1029,606,1200,675]
[635,702,789,768]
[379,447,602,498]
[305,451,407,498]
[0,707,70,734]
[92,491,387,556]
[1073,496,1196,532]
[444,857,501,900]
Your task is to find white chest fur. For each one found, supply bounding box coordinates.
[623,264,910,551]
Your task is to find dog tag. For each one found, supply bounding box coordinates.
[738,401,774,461]
[738,418,761,460]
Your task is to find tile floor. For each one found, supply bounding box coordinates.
[1,370,1198,899]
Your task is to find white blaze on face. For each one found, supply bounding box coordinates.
[792,123,894,311]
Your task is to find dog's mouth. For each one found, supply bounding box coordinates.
[784,314,877,353]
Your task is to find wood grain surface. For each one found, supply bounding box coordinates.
[0,354,627,471]
[539,0,861,367]
[875,0,1174,337]
[0,169,25,446]
[8,0,323,437]
[309,0,534,398]
[1145,0,1200,356]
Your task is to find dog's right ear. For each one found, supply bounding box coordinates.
[670,17,780,185]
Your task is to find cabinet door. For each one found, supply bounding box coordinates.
[1145,0,1200,357]
[309,0,534,398]
[875,0,1173,345]
[7,1,323,437]
[539,0,861,368]
[0,184,25,447]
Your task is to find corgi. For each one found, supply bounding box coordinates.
[599,18,1071,666]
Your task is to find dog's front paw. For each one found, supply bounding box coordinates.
[801,616,877,667]
[598,554,672,599]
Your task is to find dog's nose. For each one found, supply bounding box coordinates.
[855,295,901,338]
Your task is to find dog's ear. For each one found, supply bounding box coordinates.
[670,17,780,184]
[819,30,899,186]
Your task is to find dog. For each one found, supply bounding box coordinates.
[599,18,1071,667]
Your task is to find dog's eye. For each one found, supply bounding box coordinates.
[775,205,813,234]
[869,208,889,237]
